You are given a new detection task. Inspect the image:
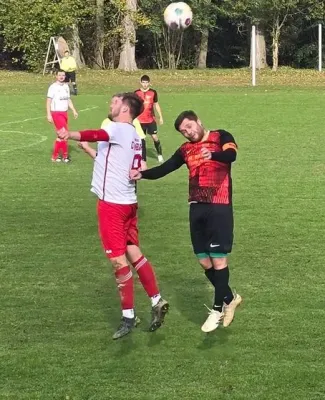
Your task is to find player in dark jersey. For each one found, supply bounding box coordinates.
[130,110,242,333]
[135,75,164,163]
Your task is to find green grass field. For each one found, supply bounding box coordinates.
[1,69,325,400]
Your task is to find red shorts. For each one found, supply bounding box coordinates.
[97,200,139,259]
[51,111,68,131]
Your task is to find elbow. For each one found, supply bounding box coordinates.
[225,149,237,163]
[230,152,237,162]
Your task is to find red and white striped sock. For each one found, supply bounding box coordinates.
[132,256,161,306]
[114,266,134,316]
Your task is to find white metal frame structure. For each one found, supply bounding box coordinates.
[43,36,61,75]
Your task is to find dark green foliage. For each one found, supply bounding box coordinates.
[0,0,324,70]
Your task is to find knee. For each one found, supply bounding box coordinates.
[126,245,142,264]
[211,257,227,270]
[198,257,212,270]
[111,255,128,270]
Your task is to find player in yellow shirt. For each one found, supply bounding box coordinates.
[60,50,78,95]
[79,115,147,170]
[101,116,146,141]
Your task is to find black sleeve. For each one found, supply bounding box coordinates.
[211,150,236,163]
[210,129,237,164]
[153,90,158,103]
[141,149,184,180]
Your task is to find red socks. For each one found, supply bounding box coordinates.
[52,140,69,160]
[52,140,60,160]
[132,256,159,297]
[61,140,68,159]
[114,266,134,311]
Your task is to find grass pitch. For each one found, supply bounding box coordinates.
[0,69,324,399]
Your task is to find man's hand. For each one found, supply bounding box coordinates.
[47,114,53,124]
[140,160,148,171]
[78,141,97,159]
[73,109,78,119]
[57,127,70,140]
[130,169,142,180]
[201,147,212,160]
[159,117,164,125]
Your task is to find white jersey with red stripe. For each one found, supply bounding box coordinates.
[47,82,70,112]
[91,122,142,204]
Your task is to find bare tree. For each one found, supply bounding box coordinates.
[94,0,105,69]
[118,0,137,71]
[197,28,209,69]
[71,24,85,67]
[250,25,268,69]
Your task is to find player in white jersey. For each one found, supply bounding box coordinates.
[46,69,78,163]
[78,105,147,170]
[57,93,169,339]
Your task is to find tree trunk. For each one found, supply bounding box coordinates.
[272,36,279,71]
[71,24,85,68]
[250,25,267,69]
[168,53,176,69]
[94,0,105,69]
[272,24,280,71]
[197,28,209,69]
[118,0,137,71]
[256,26,267,69]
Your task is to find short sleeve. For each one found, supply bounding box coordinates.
[153,90,158,103]
[47,85,55,98]
[102,122,119,144]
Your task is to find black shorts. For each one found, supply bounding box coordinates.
[140,122,157,135]
[64,71,76,83]
[189,203,233,258]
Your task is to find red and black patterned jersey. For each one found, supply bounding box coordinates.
[134,89,158,123]
[178,130,236,204]
[141,130,237,205]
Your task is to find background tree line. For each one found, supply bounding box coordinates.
[0,0,324,71]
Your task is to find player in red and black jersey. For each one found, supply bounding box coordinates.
[135,75,164,163]
[130,110,242,333]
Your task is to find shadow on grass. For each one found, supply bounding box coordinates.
[172,275,229,347]
[197,329,229,349]
[147,331,166,347]
[173,275,211,325]
[112,332,138,356]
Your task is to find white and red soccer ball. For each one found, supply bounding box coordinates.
[164,2,193,30]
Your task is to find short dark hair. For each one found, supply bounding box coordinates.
[122,92,144,119]
[174,110,198,131]
[112,93,124,99]
[56,69,66,75]
[140,75,150,82]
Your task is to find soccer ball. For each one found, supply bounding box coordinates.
[163,2,193,30]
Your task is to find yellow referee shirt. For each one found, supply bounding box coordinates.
[101,117,146,140]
